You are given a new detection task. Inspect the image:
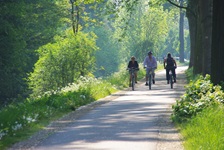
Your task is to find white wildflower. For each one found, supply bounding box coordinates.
[34,114,39,119]
[0,132,6,140]
[26,116,36,123]
[80,95,86,99]
[12,123,22,131]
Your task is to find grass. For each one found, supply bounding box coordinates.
[181,105,224,149]
[172,66,224,149]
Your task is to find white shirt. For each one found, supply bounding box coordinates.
[143,56,157,68]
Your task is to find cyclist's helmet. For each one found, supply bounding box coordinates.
[148,51,152,55]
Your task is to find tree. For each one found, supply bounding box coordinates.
[93,26,121,77]
[166,0,187,63]
[186,0,197,68]
[0,0,77,103]
[29,30,98,96]
[191,0,212,75]
[116,3,172,61]
[179,0,185,63]
[0,1,28,103]
[211,0,224,84]
[167,0,213,76]
[199,0,212,76]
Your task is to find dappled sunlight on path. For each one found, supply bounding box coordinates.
[10,66,187,150]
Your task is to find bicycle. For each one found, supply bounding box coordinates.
[167,66,176,89]
[128,67,138,91]
[169,69,174,89]
[146,67,155,90]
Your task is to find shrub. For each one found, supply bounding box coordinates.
[172,74,224,123]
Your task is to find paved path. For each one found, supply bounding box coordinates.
[10,66,187,150]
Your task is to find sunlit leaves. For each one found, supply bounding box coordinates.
[29,29,98,96]
[94,26,121,77]
[172,75,224,123]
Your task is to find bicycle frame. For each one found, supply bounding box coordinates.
[146,67,154,90]
[131,70,135,90]
[148,70,152,90]
[128,68,136,91]
[169,70,173,89]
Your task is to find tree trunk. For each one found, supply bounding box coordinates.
[70,0,79,35]
[186,0,197,68]
[193,0,203,75]
[179,0,185,63]
[190,0,212,75]
[211,0,224,84]
[199,0,212,76]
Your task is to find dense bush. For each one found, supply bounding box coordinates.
[172,74,224,123]
[28,30,98,97]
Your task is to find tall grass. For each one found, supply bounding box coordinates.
[182,105,224,149]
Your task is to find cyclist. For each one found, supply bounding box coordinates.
[127,56,139,87]
[143,51,157,86]
[164,53,177,84]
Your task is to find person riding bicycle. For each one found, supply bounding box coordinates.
[164,53,177,84]
[143,51,157,86]
[127,56,139,87]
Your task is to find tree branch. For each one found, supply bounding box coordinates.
[166,0,188,9]
[166,0,196,18]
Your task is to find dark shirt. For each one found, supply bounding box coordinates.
[128,61,139,68]
[166,57,175,67]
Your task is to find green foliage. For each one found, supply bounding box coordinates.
[106,64,148,89]
[111,2,180,62]
[172,74,224,123]
[107,69,129,89]
[182,105,224,149]
[220,81,224,90]
[0,1,28,102]
[0,0,69,103]
[185,67,196,82]
[140,7,170,56]
[93,27,121,77]
[28,29,98,97]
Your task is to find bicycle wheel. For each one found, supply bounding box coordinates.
[170,74,173,89]
[149,74,152,90]
[132,75,135,91]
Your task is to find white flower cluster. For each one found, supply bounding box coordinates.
[23,114,38,124]
[60,83,79,93]
[0,123,7,139]
[37,76,104,98]
[0,131,6,140]
[0,113,40,140]
[12,122,22,131]
[43,88,61,97]
[60,76,103,93]
[80,95,86,99]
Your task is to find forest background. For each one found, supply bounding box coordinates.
[0,0,190,105]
